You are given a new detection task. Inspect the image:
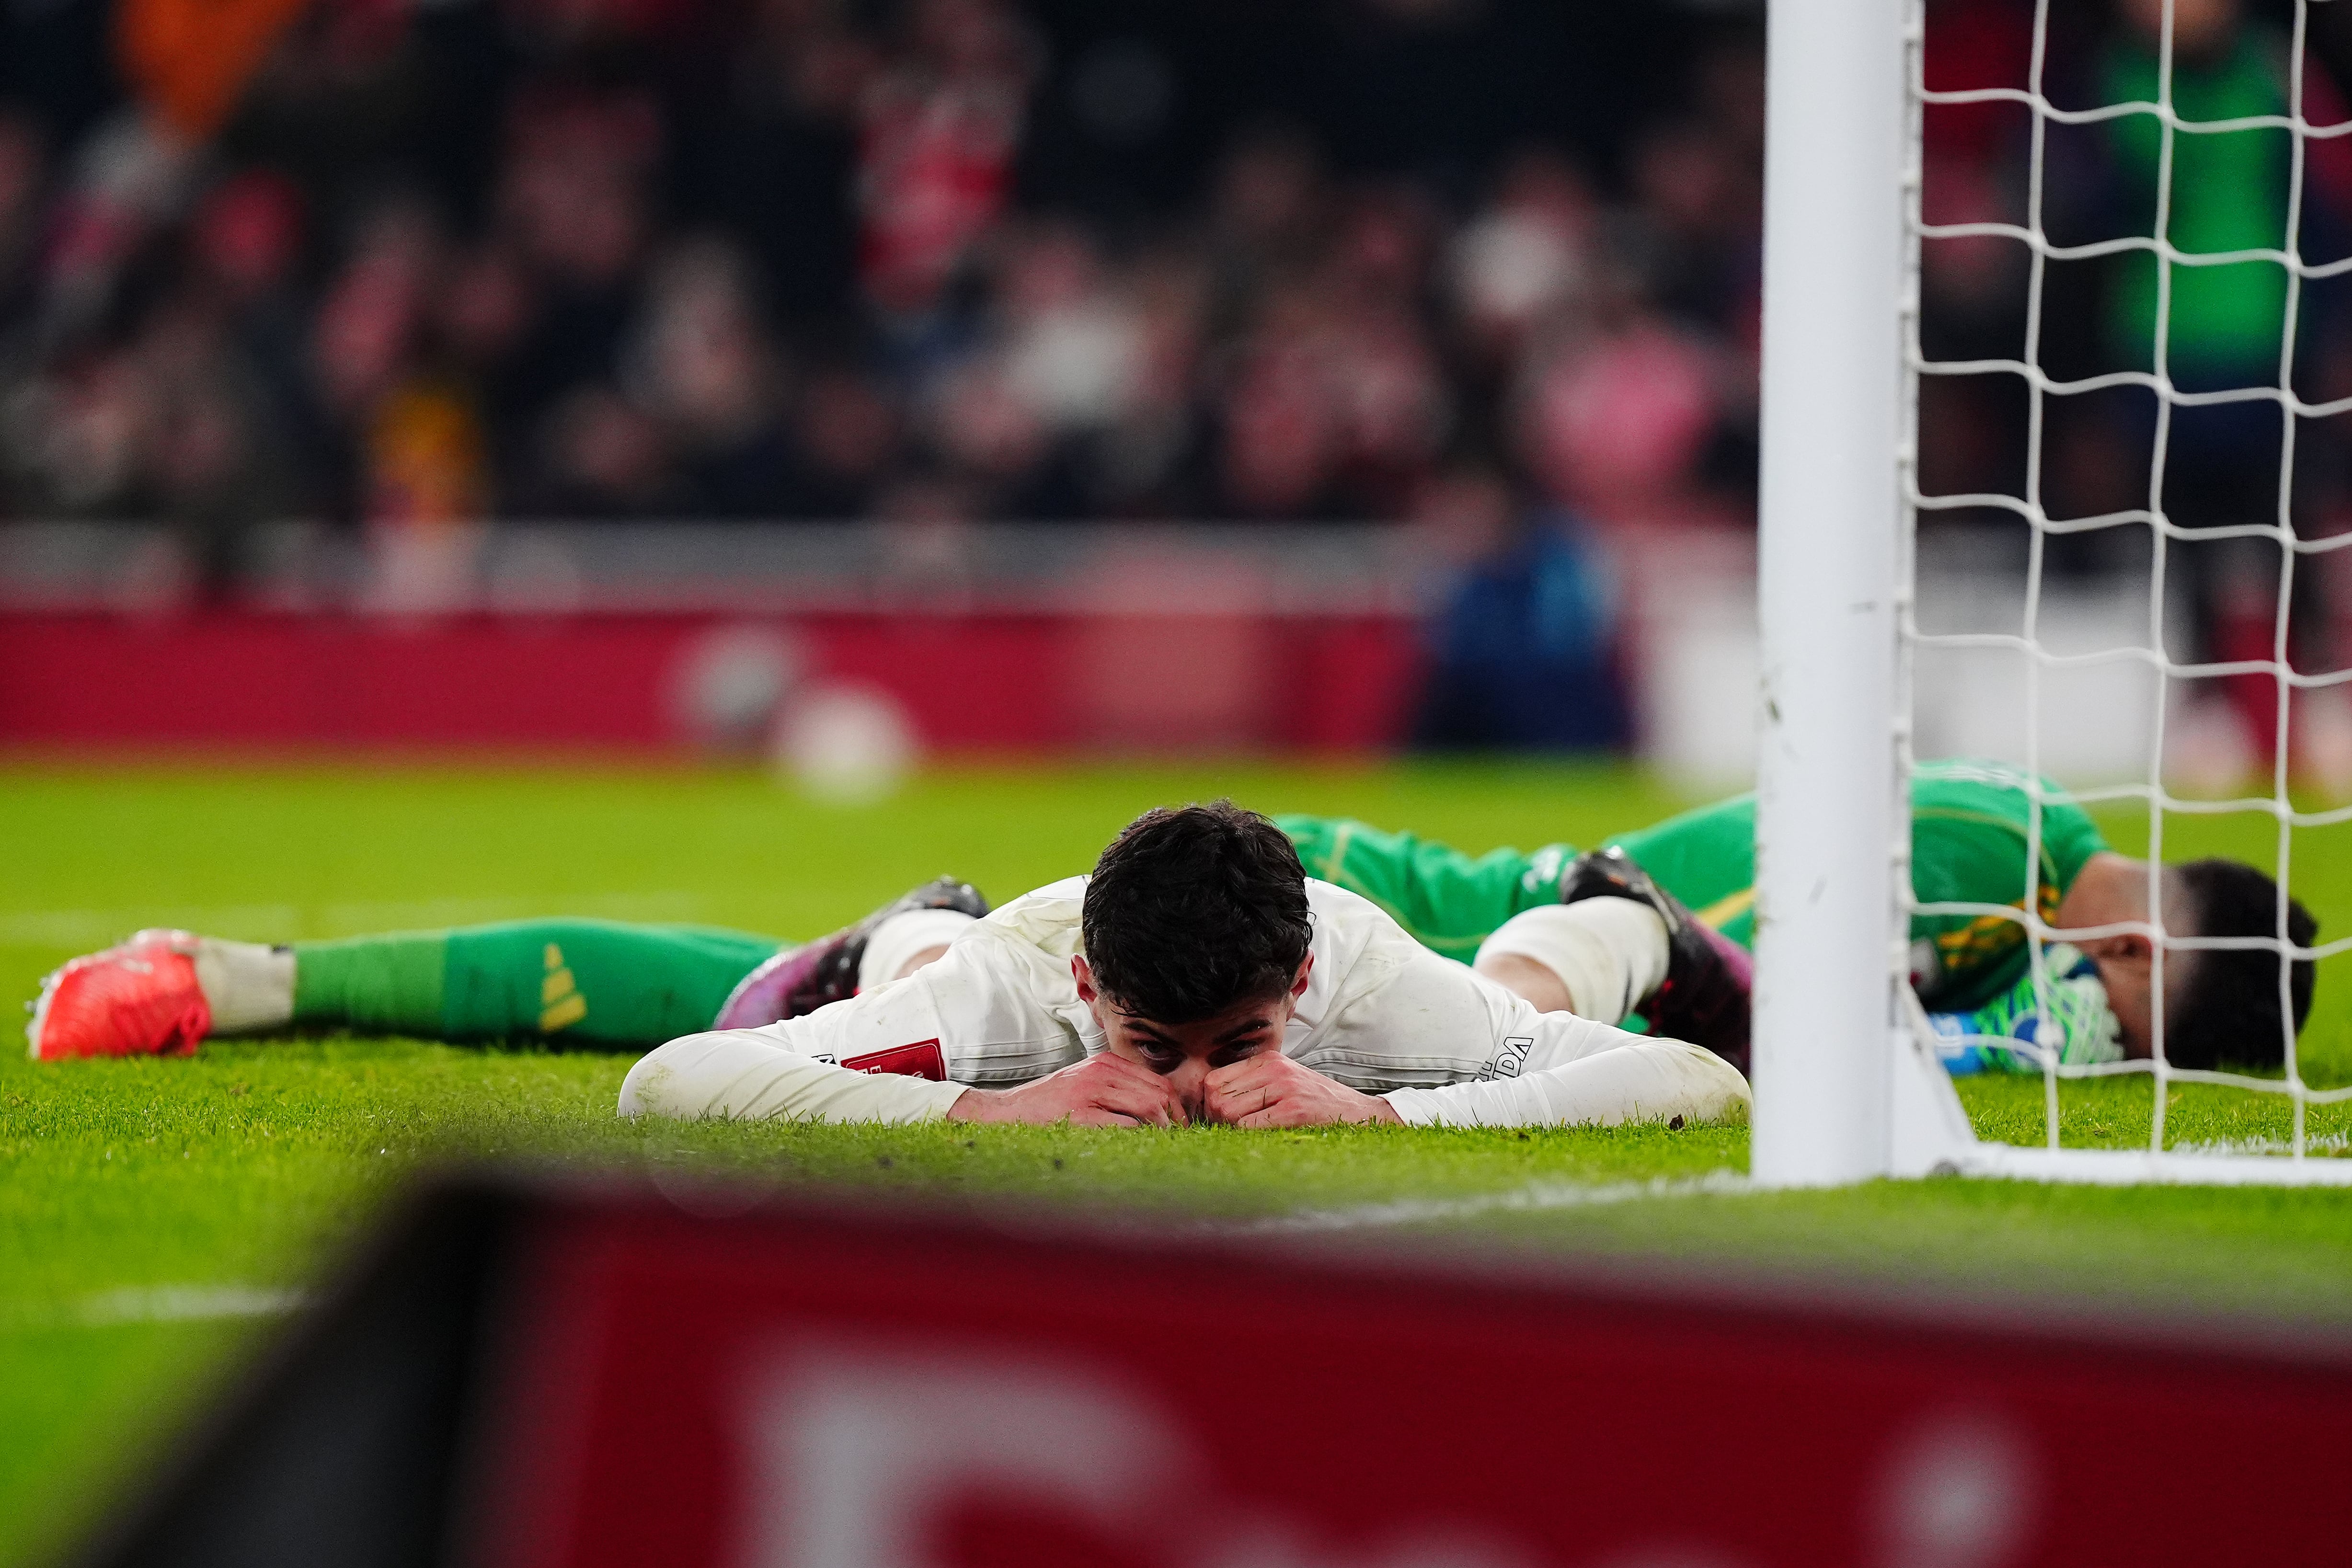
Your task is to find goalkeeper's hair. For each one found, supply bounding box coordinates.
[2166,859,2318,1072]
[1082,800,1312,1024]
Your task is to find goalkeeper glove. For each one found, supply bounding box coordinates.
[1925,942,2123,1076]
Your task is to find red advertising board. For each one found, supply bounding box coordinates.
[0,609,1423,754]
[465,1191,2349,1568]
[74,1180,2352,1568]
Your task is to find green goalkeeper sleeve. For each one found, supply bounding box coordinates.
[291,919,781,1049]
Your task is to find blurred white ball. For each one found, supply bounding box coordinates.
[773,680,920,803]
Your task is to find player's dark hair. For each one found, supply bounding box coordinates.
[2164,859,2318,1072]
[1081,800,1313,1024]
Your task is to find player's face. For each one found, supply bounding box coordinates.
[2085,942,2156,1058]
[2056,853,2169,1058]
[1072,956,1312,1122]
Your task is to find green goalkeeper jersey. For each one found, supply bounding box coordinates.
[1278,760,2108,1013]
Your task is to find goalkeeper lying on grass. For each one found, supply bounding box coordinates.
[1291,757,2320,1078]
[26,763,2316,1121]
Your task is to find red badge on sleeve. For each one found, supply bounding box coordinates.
[840,1040,948,1081]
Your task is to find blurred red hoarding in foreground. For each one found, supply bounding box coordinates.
[77,1180,2352,1568]
[475,1198,2352,1568]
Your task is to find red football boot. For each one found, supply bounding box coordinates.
[25,930,212,1061]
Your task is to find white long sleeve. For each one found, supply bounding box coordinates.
[618,1029,969,1124]
[1302,929,1750,1130]
[615,910,1085,1124]
[1381,1034,1748,1129]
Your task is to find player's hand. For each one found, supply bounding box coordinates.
[946,1053,1188,1128]
[1200,1052,1402,1129]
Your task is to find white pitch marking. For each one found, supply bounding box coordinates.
[0,892,711,950]
[66,1284,306,1327]
[2168,1133,2352,1159]
[1222,1168,1753,1235]
[0,905,304,948]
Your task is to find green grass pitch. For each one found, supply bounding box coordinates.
[3,758,2350,1564]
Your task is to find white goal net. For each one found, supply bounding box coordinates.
[1752,0,2352,1185]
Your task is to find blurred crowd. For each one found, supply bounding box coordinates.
[0,0,1761,561]
[6,0,2352,763]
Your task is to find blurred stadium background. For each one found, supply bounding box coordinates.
[10,0,2352,1562]
[2,0,2343,783]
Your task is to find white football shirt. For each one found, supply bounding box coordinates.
[616,877,1747,1129]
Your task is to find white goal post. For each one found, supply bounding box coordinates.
[1751,0,2352,1186]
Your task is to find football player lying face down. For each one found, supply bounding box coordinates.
[1075,799,1319,1118]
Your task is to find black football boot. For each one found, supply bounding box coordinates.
[1557,846,1752,1076]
